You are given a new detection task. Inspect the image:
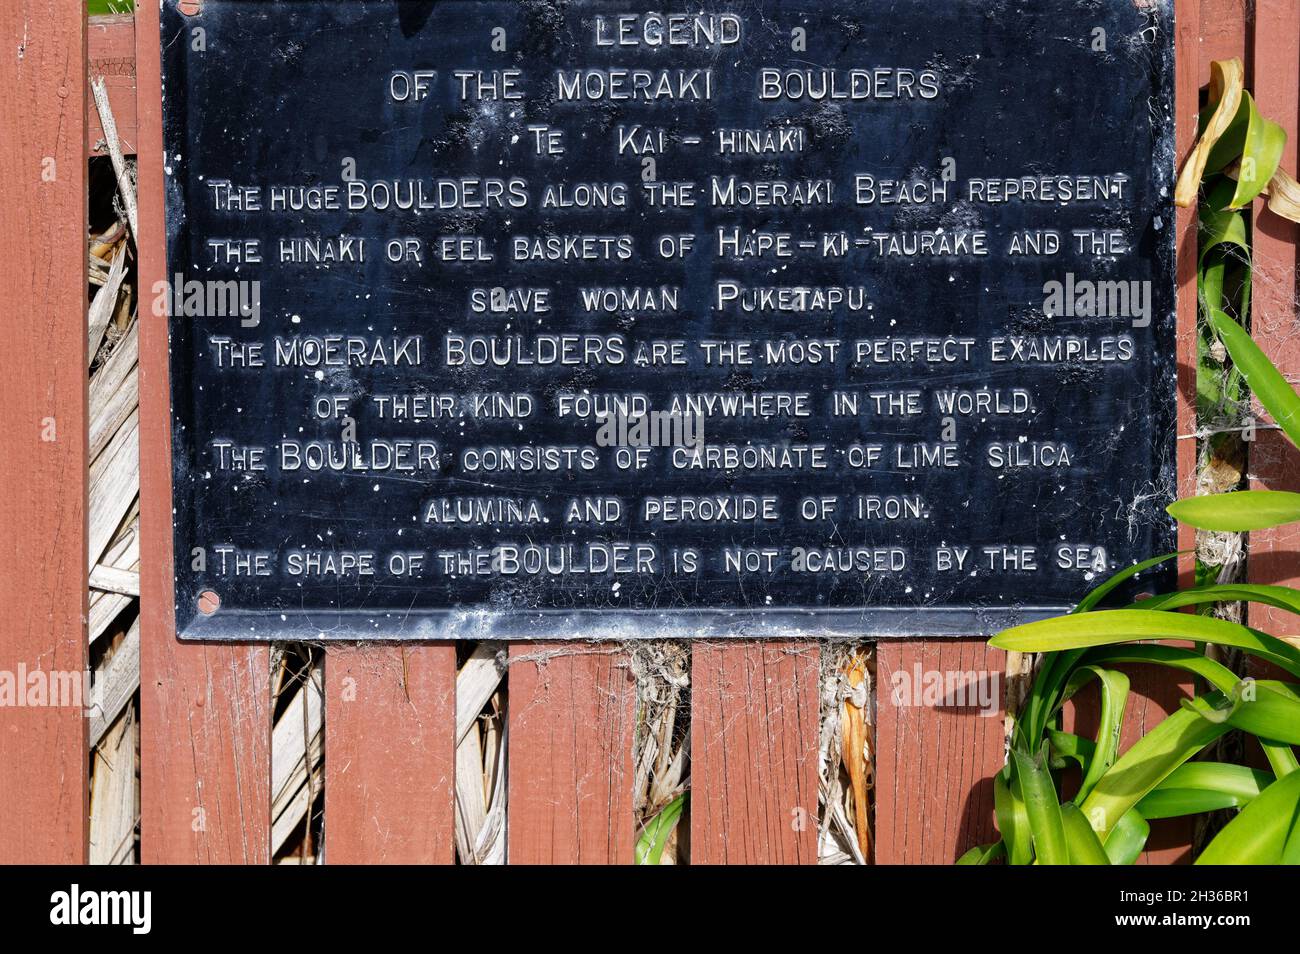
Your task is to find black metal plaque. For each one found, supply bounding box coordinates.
[161,0,1177,640]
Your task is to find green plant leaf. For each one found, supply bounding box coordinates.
[1199,188,1249,259]
[1229,94,1287,208]
[1102,809,1150,865]
[1205,306,1300,449]
[635,793,686,865]
[1073,552,1183,614]
[956,841,1005,865]
[1080,697,1232,838]
[1168,489,1300,531]
[1259,738,1300,778]
[1135,582,1300,619]
[1061,803,1110,864]
[1204,89,1252,173]
[1061,666,1129,803]
[1284,813,1300,865]
[1136,762,1272,818]
[1047,729,1095,772]
[995,768,1033,866]
[1013,746,1069,865]
[1218,680,1300,745]
[991,610,1300,680]
[1079,644,1240,696]
[1196,769,1300,864]
[1017,649,1090,754]
[1139,788,1245,818]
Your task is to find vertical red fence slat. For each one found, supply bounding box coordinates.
[690,641,820,865]
[1248,0,1300,640]
[506,642,636,864]
[137,0,272,864]
[324,645,457,863]
[0,0,89,865]
[875,640,1004,864]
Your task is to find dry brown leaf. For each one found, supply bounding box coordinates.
[1175,58,1243,208]
[1263,166,1300,223]
[840,650,871,861]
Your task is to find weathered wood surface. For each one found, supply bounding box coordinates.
[1247,0,1300,639]
[690,641,820,865]
[0,0,89,864]
[55,0,1280,867]
[136,0,272,864]
[875,640,1005,864]
[324,645,457,864]
[507,643,636,864]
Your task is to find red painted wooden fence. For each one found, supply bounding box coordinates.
[0,0,1296,865]
[0,0,89,866]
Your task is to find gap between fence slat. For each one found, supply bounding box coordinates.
[506,642,635,864]
[87,15,136,157]
[690,640,820,865]
[324,645,457,864]
[0,0,89,865]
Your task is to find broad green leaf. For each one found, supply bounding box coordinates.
[1061,666,1129,803]
[1227,94,1287,208]
[1073,552,1182,614]
[1168,488,1300,532]
[1008,552,1178,752]
[1215,680,1300,745]
[1001,556,1192,748]
[1061,803,1110,865]
[1197,180,1252,334]
[1199,196,1249,258]
[1047,729,1095,772]
[1158,761,1273,797]
[956,841,1005,865]
[1202,90,1286,208]
[1137,762,1272,818]
[1079,644,1240,696]
[1205,306,1300,449]
[1018,648,1089,753]
[1139,788,1246,818]
[1135,582,1300,619]
[995,768,1033,866]
[1081,697,1232,838]
[635,793,686,865]
[1102,809,1150,865]
[1259,738,1300,778]
[1013,747,1069,865]
[1197,769,1300,864]
[1284,813,1300,865]
[1204,88,1252,173]
[990,610,1300,681]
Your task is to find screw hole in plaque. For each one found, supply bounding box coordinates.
[197,590,221,615]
